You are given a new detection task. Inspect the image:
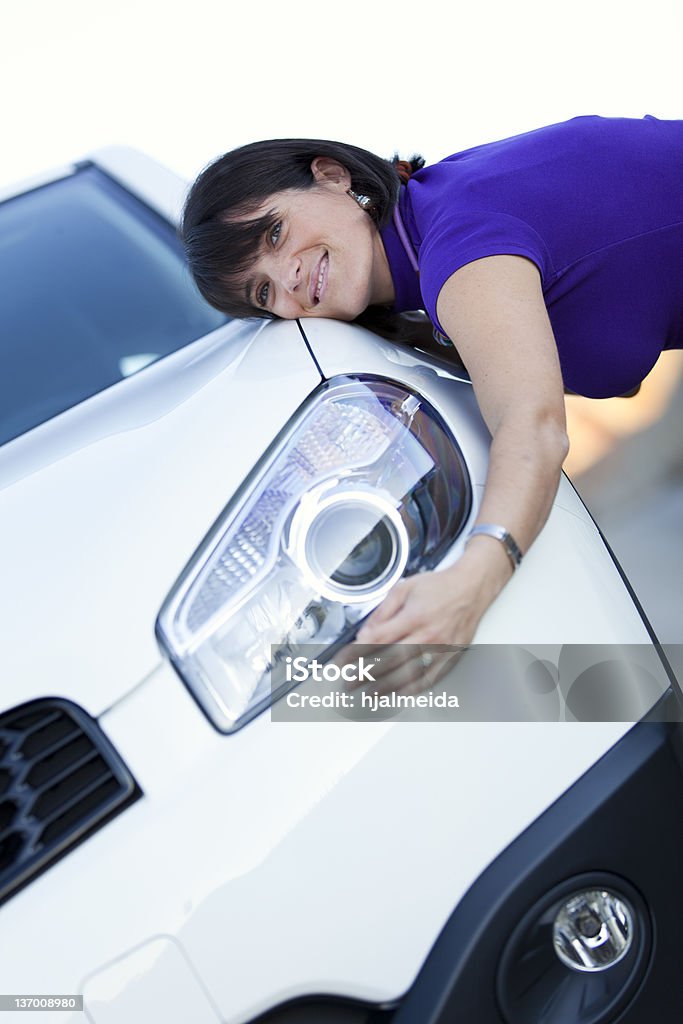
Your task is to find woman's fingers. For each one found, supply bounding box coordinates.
[370,646,463,695]
[329,566,482,699]
[357,606,416,645]
[357,577,437,644]
[358,581,408,633]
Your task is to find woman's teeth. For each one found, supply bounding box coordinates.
[315,254,327,302]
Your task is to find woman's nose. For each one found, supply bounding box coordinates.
[278,253,301,293]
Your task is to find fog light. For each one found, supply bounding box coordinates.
[553,888,635,972]
[498,874,650,1024]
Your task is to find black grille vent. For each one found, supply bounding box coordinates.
[0,698,139,904]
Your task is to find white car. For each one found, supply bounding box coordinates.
[0,149,681,1024]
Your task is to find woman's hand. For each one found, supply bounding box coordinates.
[333,538,513,698]
[357,535,513,649]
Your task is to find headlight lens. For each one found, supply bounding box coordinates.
[157,376,471,732]
[288,487,409,601]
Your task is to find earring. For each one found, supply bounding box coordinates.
[347,188,373,211]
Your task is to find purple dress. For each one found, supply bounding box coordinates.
[380,116,683,398]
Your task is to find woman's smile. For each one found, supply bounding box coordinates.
[311,251,329,305]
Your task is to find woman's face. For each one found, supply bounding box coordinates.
[241,158,395,320]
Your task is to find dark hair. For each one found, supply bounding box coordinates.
[181,138,424,319]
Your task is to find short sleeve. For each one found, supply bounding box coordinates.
[417,211,553,335]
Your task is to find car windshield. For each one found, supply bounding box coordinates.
[0,164,227,447]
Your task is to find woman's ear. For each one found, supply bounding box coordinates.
[310,156,352,190]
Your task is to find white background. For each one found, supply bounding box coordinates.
[2,0,681,189]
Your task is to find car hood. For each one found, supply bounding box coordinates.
[0,319,321,717]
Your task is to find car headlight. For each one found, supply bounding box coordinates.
[156,376,472,732]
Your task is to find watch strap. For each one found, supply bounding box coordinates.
[467,523,523,570]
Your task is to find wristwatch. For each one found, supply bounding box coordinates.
[467,523,523,570]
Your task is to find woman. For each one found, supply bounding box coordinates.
[182,116,683,649]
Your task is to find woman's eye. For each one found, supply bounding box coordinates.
[269,221,282,246]
[257,282,270,307]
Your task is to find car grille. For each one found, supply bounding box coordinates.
[0,698,139,905]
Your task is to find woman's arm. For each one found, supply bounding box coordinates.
[356,255,570,647]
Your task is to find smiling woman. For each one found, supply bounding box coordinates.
[182,119,683,651]
[181,138,417,321]
[237,160,394,319]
